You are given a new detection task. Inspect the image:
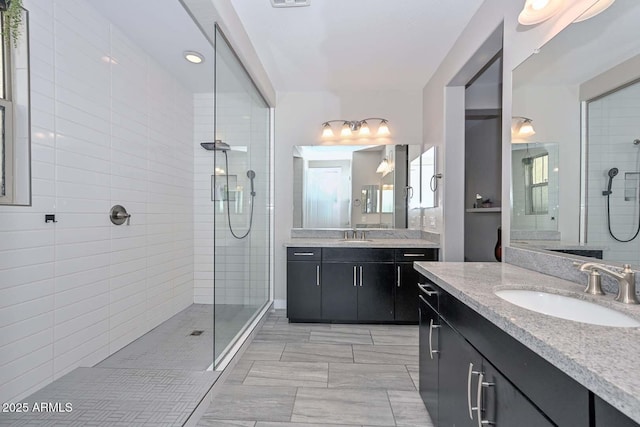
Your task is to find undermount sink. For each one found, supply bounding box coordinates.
[495,289,640,327]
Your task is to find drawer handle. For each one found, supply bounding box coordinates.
[293,252,315,256]
[316,265,320,286]
[353,266,357,287]
[418,283,437,296]
[428,318,440,359]
[467,363,481,420]
[403,253,426,257]
[476,373,495,426]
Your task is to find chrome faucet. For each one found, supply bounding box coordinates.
[576,262,639,304]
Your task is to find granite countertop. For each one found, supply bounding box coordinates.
[414,261,640,423]
[284,238,439,248]
[512,240,607,251]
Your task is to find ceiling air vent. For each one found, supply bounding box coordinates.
[270,0,310,8]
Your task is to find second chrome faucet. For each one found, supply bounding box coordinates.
[576,262,639,304]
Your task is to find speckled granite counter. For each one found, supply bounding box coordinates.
[284,238,439,248]
[414,261,640,424]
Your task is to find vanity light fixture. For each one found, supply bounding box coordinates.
[573,0,615,22]
[518,0,564,25]
[184,50,205,64]
[320,118,390,138]
[376,158,390,174]
[512,116,536,141]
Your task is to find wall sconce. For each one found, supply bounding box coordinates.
[321,118,390,138]
[512,116,536,142]
[518,0,564,25]
[376,158,390,174]
[573,0,615,22]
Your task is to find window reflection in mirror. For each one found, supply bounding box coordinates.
[0,6,31,206]
[512,143,558,233]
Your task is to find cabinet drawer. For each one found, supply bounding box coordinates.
[288,247,321,261]
[323,248,394,262]
[418,279,439,312]
[394,248,438,262]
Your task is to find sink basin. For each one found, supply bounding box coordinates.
[495,289,640,327]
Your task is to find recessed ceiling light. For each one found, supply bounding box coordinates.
[518,0,564,25]
[184,51,204,64]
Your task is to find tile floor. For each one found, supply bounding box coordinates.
[0,304,258,427]
[196,310,434,427]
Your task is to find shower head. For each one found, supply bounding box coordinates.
[246,170,256,180]
[608,167,619,178]
[201,140,230,151]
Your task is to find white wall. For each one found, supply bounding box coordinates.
[273,89,422,303]
[0,0,194,402]
[421,0,602,261]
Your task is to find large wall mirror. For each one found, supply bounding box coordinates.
[511,0,640,266]
[292,144,424,229]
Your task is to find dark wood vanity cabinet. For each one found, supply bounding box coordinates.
[419,278,579,427]
[286,248,322,321]
[322,248,394,322]
[395,248,438,322]
[595,396,640,427]
[287,246,438,323]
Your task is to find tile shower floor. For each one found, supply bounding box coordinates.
[196,310,434,427]
[0,304,258,427]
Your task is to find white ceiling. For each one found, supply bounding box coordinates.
[228,0,484,93]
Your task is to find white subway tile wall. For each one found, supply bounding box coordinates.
[193,91,270,307]
[586,81,640,264]
[0,0,195,402]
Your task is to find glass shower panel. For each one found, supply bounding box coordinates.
[213,26,271,365]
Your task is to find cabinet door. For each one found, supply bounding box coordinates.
[438,320,482,427]
[419,293,439,424]
[481,362,555,427]
[322,262,358,320]
[357,262,394,321]
[287,261,321,320]
[594,395,640,427]
[395,262,421,322]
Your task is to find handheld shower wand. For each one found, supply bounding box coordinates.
[201,141,256,239]
[602,167,619,196]
[247,170,256,197]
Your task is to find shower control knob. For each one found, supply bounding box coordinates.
[110,205,131,226]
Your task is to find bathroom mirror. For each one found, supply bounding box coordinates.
[292,144,420,228]
[511,0,640,266]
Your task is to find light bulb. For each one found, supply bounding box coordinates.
[530,0,550,11]
[341,122,352,137]
[359,121,370,136]
[519,121,536,137]
[377,120,390,136]
[321,123,334,138]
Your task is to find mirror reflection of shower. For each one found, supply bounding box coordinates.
[201,140,255,239]
[603,139,640,242]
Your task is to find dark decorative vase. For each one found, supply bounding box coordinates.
[494,226,502,262]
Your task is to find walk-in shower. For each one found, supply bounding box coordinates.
[201,140,257,240]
